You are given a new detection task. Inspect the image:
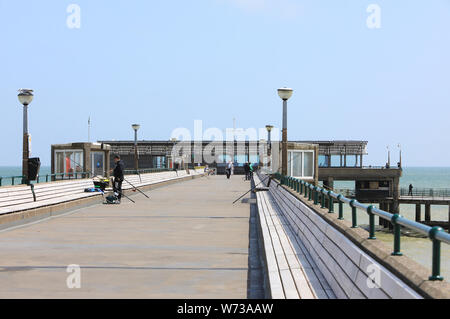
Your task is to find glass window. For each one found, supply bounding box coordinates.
[318,155,328,167]
[304,152,314,177]
[56,152,64,174]
[288,150,314,178]
[292,152,303,176]
[54,150,83,178]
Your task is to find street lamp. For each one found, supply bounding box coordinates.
[265,125,274,170]
[18,89,34,185]
[277,87,293,176]
[386,146,391,168]
[132,124,140,172]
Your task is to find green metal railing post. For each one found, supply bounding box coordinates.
[320,189,326,208]
[428,226,444,281]
[391,214,403,256]
[367,205,376,240]
[313,187,318,204]
[328,190,334,213]
[350,199,358,228]
[337,195,344,220]
[308,185,313,201]
[300,181,303,194]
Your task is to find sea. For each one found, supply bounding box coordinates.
[0,166,449,279]
[334,167,450,280]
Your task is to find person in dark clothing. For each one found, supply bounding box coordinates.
[243,162,250,181]
[249,162,254,179]
[408,184,413,196]
[111,155,125,202]
[225,161,233,179]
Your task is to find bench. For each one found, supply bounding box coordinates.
[253,174,336,299]
[0,169,204,216]
[0,179,99,215]
[263,174,422,299]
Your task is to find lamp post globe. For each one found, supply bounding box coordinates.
[18,89,34,106]
[18,89,34,185]
[277,87,293,101]
[277,87,293,176]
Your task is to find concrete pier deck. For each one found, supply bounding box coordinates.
[0,175,254,298]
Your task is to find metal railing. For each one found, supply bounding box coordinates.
[319,165,401,170]
[400,188,450,200]
[273,173,450,281]
[0,175,24,186]
[0,168,178,187]
[124,168,172,175]
[0,172,92,187]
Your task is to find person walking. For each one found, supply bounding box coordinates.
[408,184,413,196]
[226,160,233,179]
[244,162,250,181]
[249,162,254,179]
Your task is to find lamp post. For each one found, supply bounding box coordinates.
[18,89,34,185]
[387,145,391,168]
[265,125,274,170]
[132,124,140,172]
[277,87,293,176]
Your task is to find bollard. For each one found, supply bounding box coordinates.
[391,214,403,256]
[428,226,444,281]
[314,187,319,205]
[350,200,358,228]
[367,205,376,239]
[308,186,312,201]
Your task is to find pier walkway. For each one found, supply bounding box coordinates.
[0,175,255,298]
[0,173,448,299]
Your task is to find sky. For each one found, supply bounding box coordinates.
[0,0,449,166]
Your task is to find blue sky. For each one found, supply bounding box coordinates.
[0,0,449,166]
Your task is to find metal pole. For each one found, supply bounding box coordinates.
[267,130,272,169]
[22,103,29,185]
[282,99,288,176]
[134,129,138,172]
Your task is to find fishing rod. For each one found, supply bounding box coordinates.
[66,157,139,203]
[232,174,273,204]
[123,177,150,199]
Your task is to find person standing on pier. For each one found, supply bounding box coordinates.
[408,184,413,196]
[226,161,233,179]
[111,155,125,202]
[249,162,255,179]
[244,162,250,181]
